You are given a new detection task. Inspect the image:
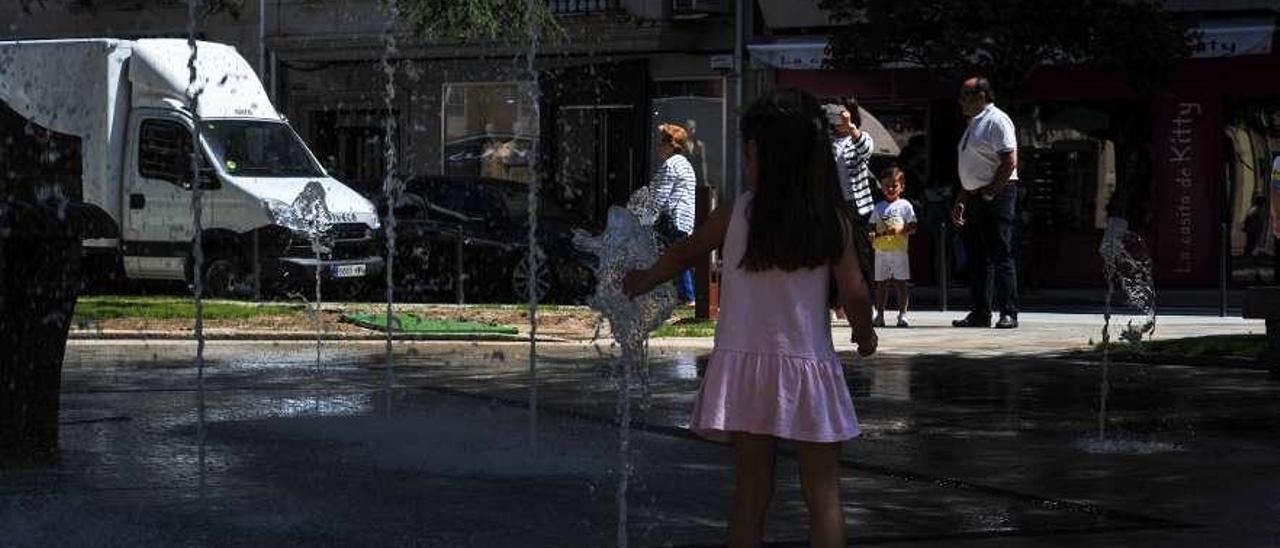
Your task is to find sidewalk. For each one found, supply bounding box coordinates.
[70,310,1265,360]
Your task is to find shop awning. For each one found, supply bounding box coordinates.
[747,39,900,155]
[746,39,829,70]
[750,15,1276,70]
[1192,16,1275,58]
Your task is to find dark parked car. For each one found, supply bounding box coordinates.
[383,175,596,304]
[443,134,534,180]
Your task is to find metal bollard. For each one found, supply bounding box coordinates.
[938,223,949,312]
[455,227,465,307]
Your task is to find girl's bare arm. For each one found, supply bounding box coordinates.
[622,205,732,296]
[832,220,878,356]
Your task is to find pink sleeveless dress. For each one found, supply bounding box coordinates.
[690,194,860,443]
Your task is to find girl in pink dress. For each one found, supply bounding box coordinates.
[624,88,878,548]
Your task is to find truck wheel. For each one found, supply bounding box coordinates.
[81,252,127,293]
[202,256,252,299]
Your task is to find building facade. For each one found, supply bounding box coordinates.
[3,0,738,219]
[756,0,1280,294]
[16,1,1273,298]
[3,0,744,305]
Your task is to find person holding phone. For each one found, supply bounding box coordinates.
[826,98,877,225]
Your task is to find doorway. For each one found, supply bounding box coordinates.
[552,105,637,226]
[539,60,648,228]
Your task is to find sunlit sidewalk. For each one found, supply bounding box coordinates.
[825,311,1263,357]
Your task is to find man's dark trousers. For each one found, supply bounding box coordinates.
[962,183,1018,319]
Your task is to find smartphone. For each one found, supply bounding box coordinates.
[823,105,844,127]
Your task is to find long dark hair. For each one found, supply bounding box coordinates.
[740,88,852,272]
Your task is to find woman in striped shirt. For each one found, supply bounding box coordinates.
[826,100,877,320]
[827,100,876,224]
[653,123,698,306]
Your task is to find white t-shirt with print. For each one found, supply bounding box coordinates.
[870,198,916,253]
[1270,156,1280,190]
[958,103,1018,191]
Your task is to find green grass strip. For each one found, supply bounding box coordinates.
[1091,334,1266,359]
[652,318,717,338]
[342,313,519,335]
[74,296,302,321]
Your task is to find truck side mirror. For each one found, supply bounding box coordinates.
[182,165,221,190]
[198,166,221,190]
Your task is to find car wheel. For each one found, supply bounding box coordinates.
[512,250,551,303]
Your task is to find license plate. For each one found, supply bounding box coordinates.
[331,264,367,278]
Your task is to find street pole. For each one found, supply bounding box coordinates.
[456,229,465,307]
[1220,166,1230,317]
[731,0,746,200]
[256,0,268,292]
[939,224,948,312]
[1221,221,1229,317]
[258,0,267,79]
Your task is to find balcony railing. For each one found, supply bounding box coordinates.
[546,0,622,14]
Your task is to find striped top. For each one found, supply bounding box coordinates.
[653,153,698,234]
[833,132,876,219]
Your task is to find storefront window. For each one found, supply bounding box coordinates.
[861,104,929,180]
[442,82,539,184]
[1224,100,1280,285]
[1012,104,1122,288]
[651,80,724,191]
[1017,106,1117,233]
[310,109,396,197]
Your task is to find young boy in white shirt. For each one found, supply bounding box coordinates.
[870,166,917,327]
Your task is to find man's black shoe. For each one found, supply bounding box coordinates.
[952,315,992,328]
[995,315,1019,329]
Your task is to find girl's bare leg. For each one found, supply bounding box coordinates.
[796,441,845,548]
[729,432,778,548]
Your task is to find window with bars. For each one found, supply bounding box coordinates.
[546,0,621,14]
[138,119,193,186]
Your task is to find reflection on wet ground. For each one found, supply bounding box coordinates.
[2,342,1278,546]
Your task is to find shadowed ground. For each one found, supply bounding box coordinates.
[2,319,1278,546]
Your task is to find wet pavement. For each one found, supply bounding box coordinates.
[3,325,1279,546]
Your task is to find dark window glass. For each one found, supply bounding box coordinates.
[442,82,538,184]
[202,120,323,178]
[138,119,193,186]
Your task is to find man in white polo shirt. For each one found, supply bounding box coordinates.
[951,76,1020,329]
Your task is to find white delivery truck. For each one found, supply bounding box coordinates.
[0,38,383,296]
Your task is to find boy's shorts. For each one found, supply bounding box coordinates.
[874,251,910,281]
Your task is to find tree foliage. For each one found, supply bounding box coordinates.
[17,0,247,18]
[16,0,566,43]
[819,0,1197,98]
[395,0,565,44]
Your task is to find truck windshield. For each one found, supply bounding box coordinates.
[202,120,324,178]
